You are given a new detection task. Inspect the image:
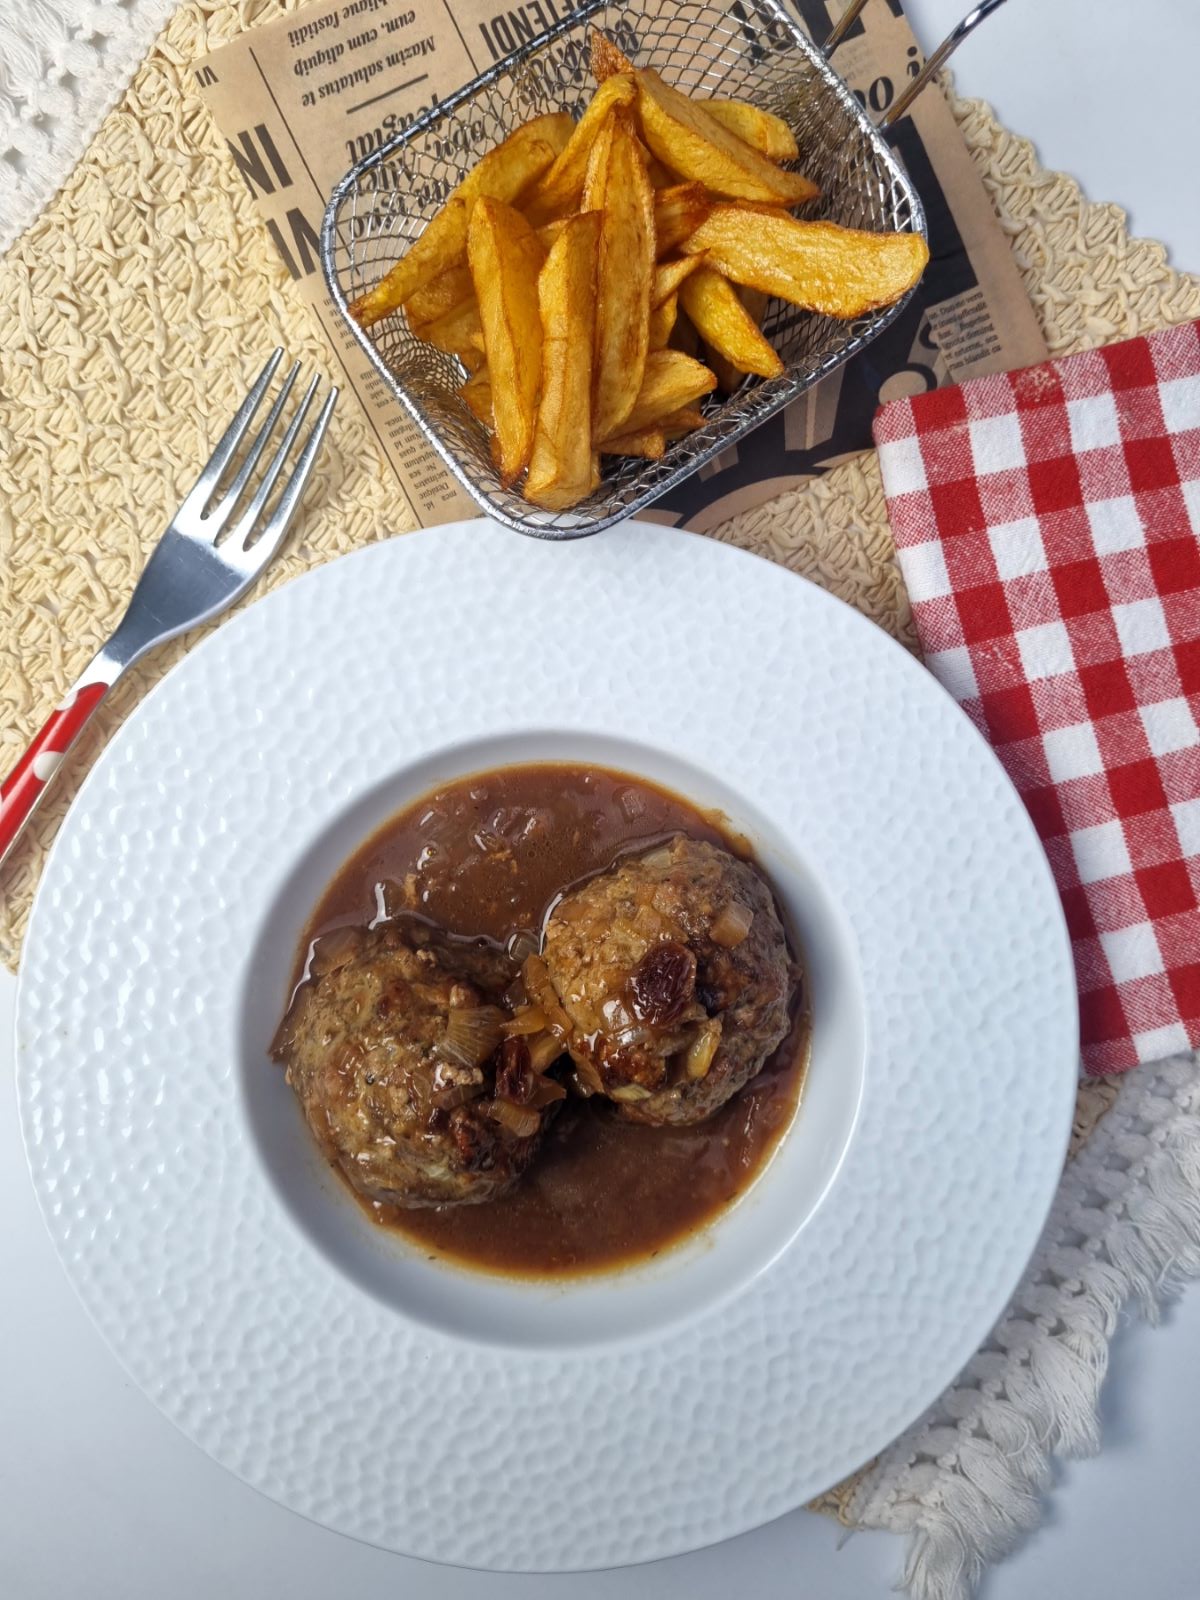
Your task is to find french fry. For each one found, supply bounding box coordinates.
[405,260,475,329]
[460,368,492,427]
[349,113,570,327]
[523,75,637,223]
[634,70,819,206]
[701,282,769,391]
[350,198,468,330]
[679,267,783,378]
[584,108,655,441]
[616,349,718,434]
[740,286,770,324]
[704,342,744,395]
[413,296,487,363]
[669,308,700,358]
[653,182,712,256]
[535,218,570,252]
[468,198,547,482]
[525,213,602,510]
[601,403,705,457]
[704,99,799,162]
[591,29,635,82]
[682,206,929,318]
[648,294,677,350]
[659,405,706,436]
[600,428,666,459]
[652,255,703,307]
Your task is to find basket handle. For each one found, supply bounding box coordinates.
[822,0,1008,127]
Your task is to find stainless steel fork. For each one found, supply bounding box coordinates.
[0,349,337,869]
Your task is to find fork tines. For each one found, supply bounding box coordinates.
[182,348,338,566]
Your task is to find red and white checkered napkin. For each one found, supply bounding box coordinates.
[873,317,1200,1074]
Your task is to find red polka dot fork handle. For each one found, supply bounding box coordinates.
[0,670,114,871]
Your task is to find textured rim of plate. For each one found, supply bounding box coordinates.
[16,521,1079,1571]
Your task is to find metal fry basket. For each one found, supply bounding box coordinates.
[322,0,926,539]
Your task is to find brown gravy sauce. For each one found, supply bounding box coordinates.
[295,764,808,1276]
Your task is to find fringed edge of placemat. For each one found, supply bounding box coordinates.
[848,1049,1200,1600]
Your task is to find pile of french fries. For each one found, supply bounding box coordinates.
[350,31,930,512]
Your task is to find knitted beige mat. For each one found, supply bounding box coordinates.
[2,0,1200,1561]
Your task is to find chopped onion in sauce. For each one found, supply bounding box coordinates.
[683,1019,722,1080]
[522,954,573,1037]
[610,1083,653,1102]
[616,786,647,821]
[637,842,676,870]
[710,901,754,947]
[488,1098,541,1138]
[528,1031,566,1073]
[432,1080,486,1110]
[435,1005,506,1070]
[506,928,541,966]
[572,1056,605,1095]
[502,1005,550,1037]
[529,1076,567,1108]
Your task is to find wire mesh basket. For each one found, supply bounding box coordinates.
[321,0,926,539]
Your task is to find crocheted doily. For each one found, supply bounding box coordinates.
[2,5,1200,1595]
[0,0,179,255]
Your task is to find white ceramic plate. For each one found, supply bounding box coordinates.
[17,520,1078,1571]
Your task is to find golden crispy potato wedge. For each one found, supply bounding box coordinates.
[460,369,492,428]
[468,198,547,482]
[652,255,703,307]
[405,260,474,329]
[648,294,677,350]
[617,348,717,434]
[601,407,703,457]
[350,198,469,330]
[704,343,743,395]
[600,427,666,459]
[659,405,706,436]
[740,285,770,324]
[537,114,574,158]
[349,114,569,327]
[653,182,712,257]
[701,282,768,391]
[679,266,783,378]
[415,296,487,362]
[668,307,700,358]
[584,109,655,441]
[704,99,799,162]
[535,217,570,252]
[525,213,602,511]
[523,75,638,223]
[635,70,818,205]
[683,206,929,317]
[591,29,635,82]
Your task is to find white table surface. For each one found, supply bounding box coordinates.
[5,3,1200,1596]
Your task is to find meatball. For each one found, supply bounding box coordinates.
[539,837,795,1124]
[272,919,558,1208]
